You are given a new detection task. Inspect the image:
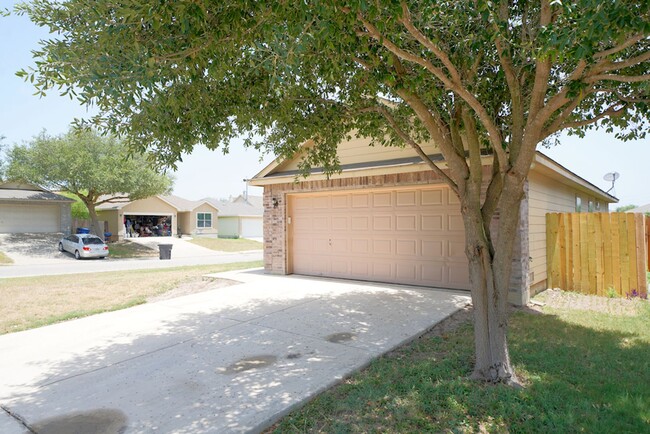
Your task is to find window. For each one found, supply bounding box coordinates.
[575,196,582,212]
[197,213,212,228]
[588,200,594,212]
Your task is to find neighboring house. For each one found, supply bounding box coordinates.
[204,195,264,238]
[250,137,617,306]
[628,204,650,214]
[96,194,219,240]
[0,181,74,233]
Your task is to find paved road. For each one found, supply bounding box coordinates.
[0,234,262,278]
[0,251,263,278]
[0,269,470,433]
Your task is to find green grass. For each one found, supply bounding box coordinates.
[107,240,159,258]
[0,251,14,265]
[0,261,262,334]
[188,237,263,252]
[269,302,650,433]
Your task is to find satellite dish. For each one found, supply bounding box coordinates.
[603,172,620,194]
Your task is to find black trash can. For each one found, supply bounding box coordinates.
[158,244,173,260]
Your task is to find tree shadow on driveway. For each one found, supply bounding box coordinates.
[0,233,73,261]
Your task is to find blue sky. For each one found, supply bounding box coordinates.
[1,3,648,205]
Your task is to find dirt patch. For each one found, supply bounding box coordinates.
[146,277,240,302]
[532,288,646,316]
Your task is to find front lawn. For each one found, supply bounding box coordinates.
[0,261,262,334]
[268,293,650,433]
[107,240,159,258]
[188,237,263,252]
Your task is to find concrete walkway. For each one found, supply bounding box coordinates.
[0,269,470,433]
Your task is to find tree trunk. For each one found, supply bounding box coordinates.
[85,202,105,241]
[461,178,525,385]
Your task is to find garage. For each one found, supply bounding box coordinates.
[0,204,60,233]
[288,185,470,290]
[124,214,173,237]
[240,217,263,238]
[0,182,73,234]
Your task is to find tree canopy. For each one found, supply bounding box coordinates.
[16,0,650,383]
[7,128,173,237]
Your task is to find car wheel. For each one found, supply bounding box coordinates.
[58,242,64,252]
[74,250,81,260]
[99,256,106,260]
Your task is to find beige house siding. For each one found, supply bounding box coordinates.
[122,197,177,215]
[192,203,218,235]
[97,209,120,238]
[178,211,192,235]
[276,136,440,172]
[527,170,610,294]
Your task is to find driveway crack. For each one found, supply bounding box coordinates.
[1,404,36,433]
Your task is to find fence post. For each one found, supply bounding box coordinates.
[634,213,647,297]
[546,213,559,289]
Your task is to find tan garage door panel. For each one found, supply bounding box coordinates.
[0,204,60,233]
[289,186,470,290]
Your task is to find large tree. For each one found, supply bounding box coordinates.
[17,1,649,383]
[7,128,173,238]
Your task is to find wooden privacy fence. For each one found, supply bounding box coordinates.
[546,212,648,297]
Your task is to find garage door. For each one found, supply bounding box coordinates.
[288,186,470,290]
[240,217,263,238]
[0,204,60,233]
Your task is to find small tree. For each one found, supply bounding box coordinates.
[616,204,638,212]
[7,128,173,238]
[0,137,7,182]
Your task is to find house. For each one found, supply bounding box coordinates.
[96,194,219,240]
[0,181,74,233]
[203,195,264,239]
[249,137,617,306]
[628,204,650,214]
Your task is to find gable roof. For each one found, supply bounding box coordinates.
[160,195,218,212]
[96,194,218,212]
[203,196,263,217]
[0,181,75,202]
[249,137,616,204]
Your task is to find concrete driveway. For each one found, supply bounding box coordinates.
[0,269,470,433]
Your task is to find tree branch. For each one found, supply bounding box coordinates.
[597,50,650,73]
[398,1,463,83]
[527,0,553,120]
[355,8,508,171]
[96,195,132,206]
[586,74,650,83]
[362,105,458,193]
[594,33,646,59]
[544,103,628,136]
[492,1,523,159]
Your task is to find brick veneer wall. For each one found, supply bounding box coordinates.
[263,169,530,305]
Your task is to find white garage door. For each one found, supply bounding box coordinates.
[0,204,60,233]
[288,186,470,290]
[240,217,263,238]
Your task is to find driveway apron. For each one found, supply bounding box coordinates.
[0,269,470,433]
